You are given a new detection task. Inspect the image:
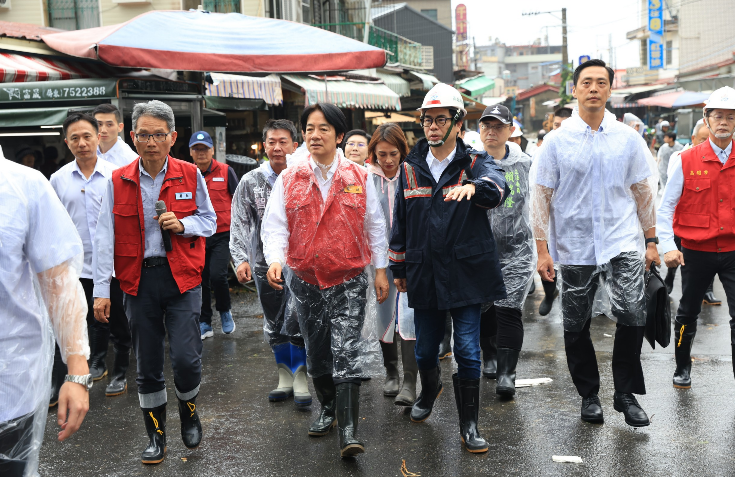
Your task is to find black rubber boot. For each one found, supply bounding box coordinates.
[336,383,365,458]
[178,395,202,449]
[539,277,558,316]
[664,267,677,295]
[49,344,67,408]
[308,375,337,436]
[496,348,519,398]
[528,278,536,295]
[703,280,721,305]
[438,313,453,359]
[395,337,418,406]
[105,345,130,396]
[141,405,166,464]
[480,335,497,379]
[88,324,110,381]
[673,321,697,389]
[380,340,400,397]
[452,374,488,453]
[410,366,443,423]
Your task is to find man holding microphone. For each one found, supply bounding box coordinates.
[93,100,216,465]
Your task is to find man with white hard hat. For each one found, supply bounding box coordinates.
[389,83,509,453]
[657,86,735,390]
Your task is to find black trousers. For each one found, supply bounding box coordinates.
[80,277,131,349]
[480,304,524,350]
[0,412,34,477]
[676,248,735,328]
[201,231,232,324]
[253,267,304,348]
[123,263,203,408]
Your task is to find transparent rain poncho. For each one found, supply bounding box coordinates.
[261,150,386,379]
[485,142,536,311]
[531,109,657,331]
[1,158,89,474]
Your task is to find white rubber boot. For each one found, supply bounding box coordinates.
[268,364,294,402]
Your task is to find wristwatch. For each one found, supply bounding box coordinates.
[645,237,659,245]
[65,374,93,391]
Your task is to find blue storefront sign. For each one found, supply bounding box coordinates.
[648,0,664,70]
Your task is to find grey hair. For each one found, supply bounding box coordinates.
[692,118,705,137]
[132,100,175,131]
[262,119,298,143]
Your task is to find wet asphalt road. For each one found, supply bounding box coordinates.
[39,273,735,477]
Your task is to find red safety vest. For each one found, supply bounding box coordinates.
[282,156,371,289]
[204,160,232,234]
[673,140,735,253]
[111,156,205,295]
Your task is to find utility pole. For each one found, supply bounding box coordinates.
[561,8,568,70]
[608,33,613,70]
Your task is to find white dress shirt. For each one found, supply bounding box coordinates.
[261,151,388,269]
[533,109,654,266]
[426,146,457,183]
[50,158,116,279]
[97,136,138,168]
[1,156,84,422]
[658,139,733,254]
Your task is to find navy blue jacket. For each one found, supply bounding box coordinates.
[389,138,510,310]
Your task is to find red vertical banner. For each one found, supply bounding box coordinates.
[456,4,467,42]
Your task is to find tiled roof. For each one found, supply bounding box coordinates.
[0,21,62,42]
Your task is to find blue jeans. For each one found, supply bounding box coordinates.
[414,304,482,379]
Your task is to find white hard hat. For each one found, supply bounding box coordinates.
[660,120,670,127]
[510,125,523,138]
[463,131,482,150]
[704,86,735,112]
[419,83,467,115]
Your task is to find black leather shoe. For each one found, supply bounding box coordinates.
[580,394,604,423]
[480,336,497,379]
[613,392,650,427]
[495,348,519,398]
[178,396,202,449]
[141,405,166,464]
[438,314,453,359]
[336,383,365,458]
[411,367,443,423]
[673,321,696,389]
[308,375,336,436]
[703,289,721,305]
[106,346,130,396]
[453,374,488,453]
[539,280,559,316]
[88,325,110,381]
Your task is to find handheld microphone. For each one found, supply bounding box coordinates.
[155,200,173,252]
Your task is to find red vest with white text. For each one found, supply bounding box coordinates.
[282,156,371,289]
[204,160,232,233]
[673,140,735,253]
[111,156,205,295]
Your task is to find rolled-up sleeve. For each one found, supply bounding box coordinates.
[365,177,388,268]
[180,171,217,238]
[93,178,115,299]
[261,175,289,267]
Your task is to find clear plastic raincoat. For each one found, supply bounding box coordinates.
[1,158,89,474]
[531,109,657,331]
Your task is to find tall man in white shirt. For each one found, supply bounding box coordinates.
[261,103,389,458]
[50,113,133,399]
[533,60,660,428]
[658,86,735,390]
[1,151,90,476]
[94,104,138,168]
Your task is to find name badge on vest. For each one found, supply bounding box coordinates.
[176,192,193,200]
[344,185,362,194]
[212,177,225,182]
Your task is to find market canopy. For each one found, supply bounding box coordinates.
[0,53,124,83]
[41,10,387,73]
[282,75,401,111]
[455,75,495,98]
[637,90,710,108]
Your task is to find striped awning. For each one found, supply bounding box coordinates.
[205,73,283,106]
[282,75,401,111]
[375,72,410,97]
[0,53,124,83]
[610,102,640,109]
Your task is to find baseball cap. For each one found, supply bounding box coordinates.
[480,104,512,124]
[189,131,213,148]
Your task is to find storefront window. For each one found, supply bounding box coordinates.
[48,0,100,30]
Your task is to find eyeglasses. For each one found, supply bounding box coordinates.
[346,142,367,148]
[135,133,170,143]
[480,123,510,132]
[709,114,735,123]
[420,116,450,128]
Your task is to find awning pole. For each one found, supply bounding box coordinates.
[324,77,330,103]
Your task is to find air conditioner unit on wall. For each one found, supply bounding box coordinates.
[0,0,10,10]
